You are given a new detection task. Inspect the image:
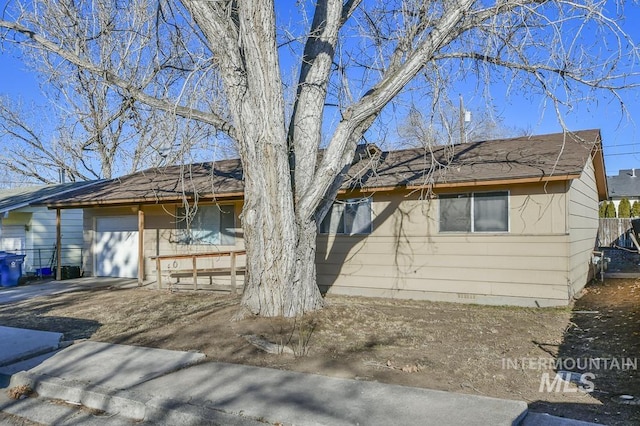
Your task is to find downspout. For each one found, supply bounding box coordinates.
[56,208,62,281]
[138,206,145,286]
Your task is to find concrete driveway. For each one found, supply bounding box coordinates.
[0,277,138,305]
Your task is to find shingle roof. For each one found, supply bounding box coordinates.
[38,129,603,208]
[344,129,601,190]
[0,181,98,213]
[607,169,640,199]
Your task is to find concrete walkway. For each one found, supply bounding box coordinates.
[0,326,63,367]
[0,338,602,426]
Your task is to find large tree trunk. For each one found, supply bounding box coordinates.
[240,168,324,317]
[181,1,324,317]
[237,122,326,317]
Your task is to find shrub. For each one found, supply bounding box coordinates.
[599,202,607,218]
[618,198,631,218]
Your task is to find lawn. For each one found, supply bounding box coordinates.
[1,278,638,425]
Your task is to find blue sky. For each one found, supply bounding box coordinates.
[1,3,639,178]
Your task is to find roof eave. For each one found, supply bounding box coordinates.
[347,174,583,194]
[2,181,101,213]
[590,134,608,201]
[43,191,246,209]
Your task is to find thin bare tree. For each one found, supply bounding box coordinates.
[1,0,638,316]
[0,0,224,182]
[397,102,523,149]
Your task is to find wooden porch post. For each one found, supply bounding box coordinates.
[138,207,145,286]
[230,251,237,294]
[56,208,62,281]
[192,255,198,291]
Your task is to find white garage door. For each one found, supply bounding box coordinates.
[95,216,138,278]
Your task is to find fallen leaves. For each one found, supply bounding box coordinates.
[7,385,33,400]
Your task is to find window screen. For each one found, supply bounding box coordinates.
[177,204,235,245]
[473,192,508,232]
[320,198,372,235]
[440,194,471,232]
[440,192,508,233]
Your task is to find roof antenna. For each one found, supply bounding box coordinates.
[459,95,471,145]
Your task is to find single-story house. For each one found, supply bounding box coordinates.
[607,168,640,212]
[38,129,607,307]
[0,183,93,276]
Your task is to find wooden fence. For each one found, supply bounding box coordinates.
[598,218,634,248]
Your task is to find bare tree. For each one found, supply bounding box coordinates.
[0,0,224,182]
[397,101,523,149]
[1,0,637,316]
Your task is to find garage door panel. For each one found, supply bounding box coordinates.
[95,217,138,278]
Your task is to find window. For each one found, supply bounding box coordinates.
[320,198,372,235]
[176,204,235,245]
[439,191,508,233]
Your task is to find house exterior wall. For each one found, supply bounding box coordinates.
[317,181,574,307]
[567,159,600,297]
[0,207,83,273]
[81,177,599,307]
[84,202,245,286]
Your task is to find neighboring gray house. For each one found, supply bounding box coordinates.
[0,183,93,276]
[607,168,640,212]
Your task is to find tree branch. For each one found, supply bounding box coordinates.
[0,19,237,139]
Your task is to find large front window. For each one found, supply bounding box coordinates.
[439,191,509,233]
[176,204,235,245]
[320,198,372,235]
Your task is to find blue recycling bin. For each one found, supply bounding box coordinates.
[0,251,26,287]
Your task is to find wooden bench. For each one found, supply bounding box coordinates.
[150,250,246,293]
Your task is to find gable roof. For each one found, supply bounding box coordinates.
[0,181,98,214]
[606,169,640,199]
[37,129,606,209]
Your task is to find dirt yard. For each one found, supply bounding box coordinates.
[1,277,639,425]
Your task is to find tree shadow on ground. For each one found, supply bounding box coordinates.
[0,290,106,340]
[529,278,640,426]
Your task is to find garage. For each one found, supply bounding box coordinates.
[94,216,138,278]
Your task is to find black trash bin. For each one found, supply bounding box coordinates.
[0,251,27,287]
[60,266,82,280]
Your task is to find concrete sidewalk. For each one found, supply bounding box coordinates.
[0,326,63,367]
[0,339,602,426]
[8,352,526,425]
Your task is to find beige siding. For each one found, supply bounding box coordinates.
[84,203,245,286]
[142,202,245,286]
[567,159,600,296]
[79,170,599,306]
[318,183,573,307]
